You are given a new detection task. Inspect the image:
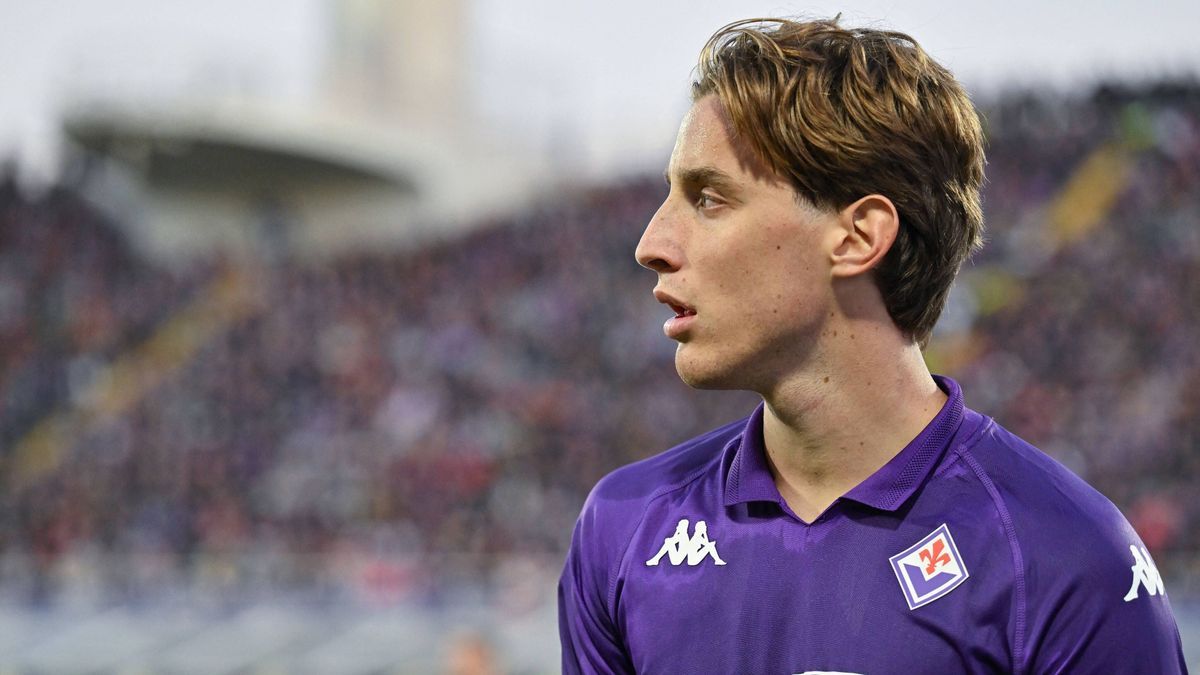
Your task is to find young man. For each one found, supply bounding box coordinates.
[558,17,1187,674]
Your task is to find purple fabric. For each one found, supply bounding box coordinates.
[559,376,1187,674]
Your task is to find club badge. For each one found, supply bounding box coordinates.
[889,523,969,610]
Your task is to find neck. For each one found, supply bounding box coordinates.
[757,316,946,523]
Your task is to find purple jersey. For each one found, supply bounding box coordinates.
[559,377,1186,673]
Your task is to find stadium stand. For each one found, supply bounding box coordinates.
[0,81,1197,671]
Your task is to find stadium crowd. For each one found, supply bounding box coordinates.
[0,82,1197,610]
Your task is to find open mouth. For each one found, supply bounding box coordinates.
[670,303,697,318]
[659,299,697,339]
[653,290,696,339]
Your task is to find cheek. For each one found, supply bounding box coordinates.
[704,225,822,318]
[732,264,825,336]
[705,278,791,352]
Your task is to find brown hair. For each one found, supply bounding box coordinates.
[693,17,985,346]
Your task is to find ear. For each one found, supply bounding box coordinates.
[829,194,899,279]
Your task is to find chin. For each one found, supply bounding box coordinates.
[673,345,745,390]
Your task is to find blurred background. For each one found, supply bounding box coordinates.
[1,0,1198,672]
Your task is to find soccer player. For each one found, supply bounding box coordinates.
[558,17,1187,674]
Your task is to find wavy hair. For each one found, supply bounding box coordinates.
[693,17,985,346]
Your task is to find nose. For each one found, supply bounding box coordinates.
[635,201,681,273]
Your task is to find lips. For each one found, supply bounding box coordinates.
[670,303,697,318]
[654,289,694,313]
[654,289,697,339]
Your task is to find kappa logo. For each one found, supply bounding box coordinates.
[646,518,727,567]
[1123,544,1165,602]
[889,523,969,610]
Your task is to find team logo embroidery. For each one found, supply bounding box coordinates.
[889,523,969,610]
[646,518,727,566]
[1123,544,1164,602]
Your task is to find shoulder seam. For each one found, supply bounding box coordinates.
[955,422,1028,675]
[604,440,733,616]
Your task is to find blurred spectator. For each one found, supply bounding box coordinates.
[445,631,503,675]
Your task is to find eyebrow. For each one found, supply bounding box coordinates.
[663,166,741,195]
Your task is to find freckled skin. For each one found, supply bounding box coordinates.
[635,96,839,392]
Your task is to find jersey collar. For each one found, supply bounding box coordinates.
[723,375,965,513]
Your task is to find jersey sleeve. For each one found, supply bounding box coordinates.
[558,489,635,674]
[1022,522,1187,673]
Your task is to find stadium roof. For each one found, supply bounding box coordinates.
[56,99,551,257]
[62,103,418,195]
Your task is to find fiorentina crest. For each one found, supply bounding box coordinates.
[889,524,968,610]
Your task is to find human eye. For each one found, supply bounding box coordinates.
[695,189,725,211]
